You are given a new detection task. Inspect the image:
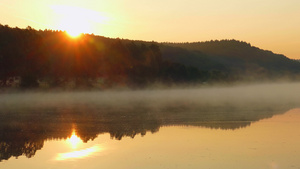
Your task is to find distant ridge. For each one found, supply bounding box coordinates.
[161,40,300,81]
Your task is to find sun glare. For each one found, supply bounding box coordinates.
[59,15,89,38]
[51,5,110,37]
[67,30,82,38]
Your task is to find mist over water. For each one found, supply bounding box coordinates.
[1,82,300,164]
[1,82,300,110]
[1,82,300,134]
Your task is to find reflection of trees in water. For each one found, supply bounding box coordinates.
[74,109,161,141]
[0,140,44,161]
[157,104,291,130]
[0,103,292,161]
[0,110,73,161]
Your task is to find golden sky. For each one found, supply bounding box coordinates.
[0,0,299,59]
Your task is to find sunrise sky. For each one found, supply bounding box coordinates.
[0,0,299,59]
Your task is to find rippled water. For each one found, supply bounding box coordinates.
[1,84,300,168]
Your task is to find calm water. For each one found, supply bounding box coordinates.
[1,84,300,168]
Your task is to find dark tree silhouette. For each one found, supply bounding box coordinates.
[1,24,300,89]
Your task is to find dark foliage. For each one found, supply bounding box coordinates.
[1,24,300,88]
[0,24,207,88]
[162,40,300,81]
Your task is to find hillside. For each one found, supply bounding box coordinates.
[161,40,300,80]
[1,24,300,89]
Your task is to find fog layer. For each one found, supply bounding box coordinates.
[1,82,300,161]
[1,82,300,111]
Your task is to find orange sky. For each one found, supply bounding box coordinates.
[0,0,299,59]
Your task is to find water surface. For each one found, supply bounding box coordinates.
[1,84,300,168]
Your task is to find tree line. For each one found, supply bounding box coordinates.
[1,24,300,89]
[0,24,223,89]
[162,40,300,81]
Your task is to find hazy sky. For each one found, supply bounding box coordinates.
[0,0,299,58]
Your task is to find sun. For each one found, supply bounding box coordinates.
[51,5,110,38]
[51,5,111,38]
[66,27,83,38]
[58,15,90,38]
[59,13,91,38]
[52,5,101,37]
[51,5,111,37]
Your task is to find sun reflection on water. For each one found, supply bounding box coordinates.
[67,130,82,149]
[56,145,102,161]
[55,129,103,161]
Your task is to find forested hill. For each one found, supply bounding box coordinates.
[0,24,300,89]
[161,40,300,79]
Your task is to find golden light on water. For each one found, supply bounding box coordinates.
[56,145,102,161]
[55,130,103,161]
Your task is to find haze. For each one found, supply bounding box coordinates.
[0,0,299,59]
[1,83,300,111]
